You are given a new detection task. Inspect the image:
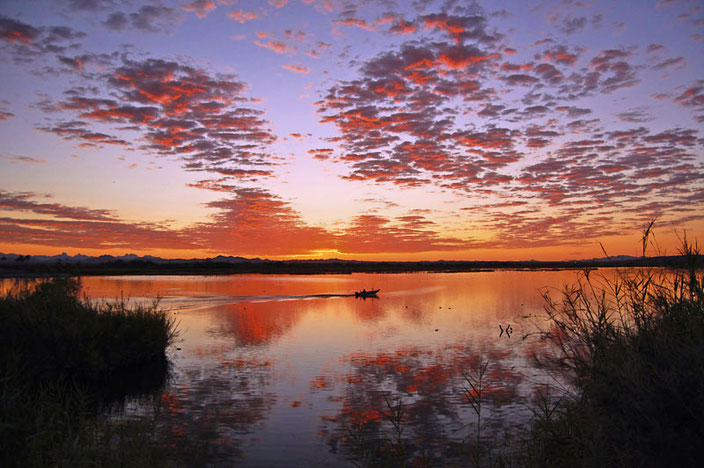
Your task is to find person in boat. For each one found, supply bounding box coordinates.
[361,289,366,294]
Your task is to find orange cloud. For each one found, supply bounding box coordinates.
[282,64,310,73]
[229,9,258,23]
[182,0,216,19]
[333,18,376,31]
[254,40,295,54]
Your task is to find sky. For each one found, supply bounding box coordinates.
[0,0,702,261]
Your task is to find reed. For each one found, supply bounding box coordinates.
[0,277,176,467]
[524,232,704,466]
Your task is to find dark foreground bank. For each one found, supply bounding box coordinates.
[0,278,177,467]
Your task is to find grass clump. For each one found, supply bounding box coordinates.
[0,277,176,467]
[526,233,704,467]
[0,278,176,383]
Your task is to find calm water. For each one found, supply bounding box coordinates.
[22,271,589,465]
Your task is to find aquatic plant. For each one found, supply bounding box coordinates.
[524,231,704,466]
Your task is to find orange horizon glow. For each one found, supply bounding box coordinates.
[1,225,699,262]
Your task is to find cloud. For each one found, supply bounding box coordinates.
[187,188,337,255]
[302,0,333,14]
[0,186,455,256]
[558,15,587,34]
[0,216,195,251]
[182,0,217,19]
[312,6,703,250]
[315,14,528,190]
[229,10,258,23]
[283,28,308,43]
[616,108,653,123]
[0,14,40,43]
[0,190,115,220]
[61,0,115,12]
[333,18,376,31]
[0,15,86,67]
[378,14,417,34]
[652,56,685,71]
[102,12,128,30]
[308,148,334,160]
[674,80,704,121]
[5,155,46,164]
[102,6,184,34]
[306,41,332,58]
[503,73,541,86]
[555,106,591,118]
[420,13,499,45]
[334,213,467,253]
[588,48,639,93]
[254,40,296,54]
[38,120,130,146]
[282,64,310,73]
[0,191,198,252]
[0,185,460,257]
[538,45,580,66]
[42,57,277,177]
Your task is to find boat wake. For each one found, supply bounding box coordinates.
[93,293,361,311]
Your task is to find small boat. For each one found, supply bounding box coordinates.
[354,289,380,298]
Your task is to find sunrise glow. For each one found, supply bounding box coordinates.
[1,0,702,261]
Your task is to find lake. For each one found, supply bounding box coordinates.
[36,271,588,465]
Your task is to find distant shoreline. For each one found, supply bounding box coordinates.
[0,255,699,278]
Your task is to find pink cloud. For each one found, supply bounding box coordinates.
[333,18,376,31]
[282,64,310,73]
[229,9,258,23]
[254,40,295,54]
[182,0,216,19]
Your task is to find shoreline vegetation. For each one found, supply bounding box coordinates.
[520,236,704,467]
[1,253,700,277]
[1,232,702,466]
[0,278,177,467]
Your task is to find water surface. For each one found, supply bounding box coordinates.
[25,271,587,465]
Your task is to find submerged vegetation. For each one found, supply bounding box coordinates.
[0,278,176,467]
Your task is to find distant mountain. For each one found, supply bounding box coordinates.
[589,255,639,262]
[0,252,271,264]
[0,251,696,277]
[0,252,673,266]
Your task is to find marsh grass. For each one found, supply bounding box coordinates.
[0,278,177,467]
[523,232,704,466]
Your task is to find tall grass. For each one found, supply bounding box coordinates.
[0,278,177,467]
[525,233,704,466]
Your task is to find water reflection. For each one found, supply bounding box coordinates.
[153,357,277,464]
[43,270,583,466]
[318,343,526,466]
[211,303,304,346]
